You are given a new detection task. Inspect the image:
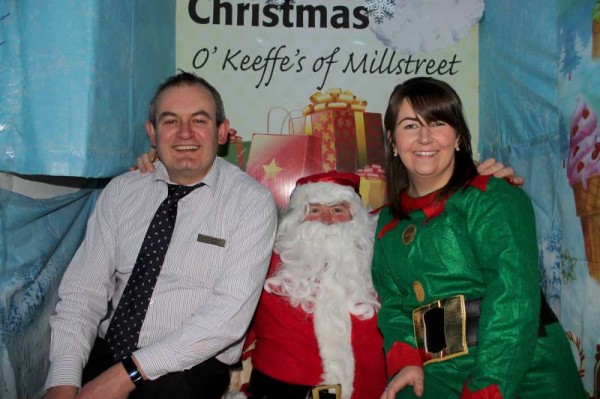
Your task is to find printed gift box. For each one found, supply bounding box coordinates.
[301,89,386,172]
[362,112,387,168]
[308,107,358,172]
[218,129,251,170]
[356,164,387,210]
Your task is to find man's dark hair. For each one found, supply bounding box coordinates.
[148,70,226,127]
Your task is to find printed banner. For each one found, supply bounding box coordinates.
[176,0,482,151]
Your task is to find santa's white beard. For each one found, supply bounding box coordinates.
[265,219,379,319]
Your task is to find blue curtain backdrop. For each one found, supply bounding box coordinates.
[0,186,102,399]
[0,0,174,177]
[480,0,600,394]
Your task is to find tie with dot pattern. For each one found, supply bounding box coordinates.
[105,183,202,361]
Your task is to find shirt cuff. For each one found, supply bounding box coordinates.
[386,341,423,378]
[133,342,180,380]
[460,382,502,399]
[44,356,85,389]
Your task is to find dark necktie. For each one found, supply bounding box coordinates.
[105,183,202,361]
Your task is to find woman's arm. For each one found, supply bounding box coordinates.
[462,178,540,398]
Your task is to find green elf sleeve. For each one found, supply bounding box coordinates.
[461,178,541,399]
[372,213,423,379]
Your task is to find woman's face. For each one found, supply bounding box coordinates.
[390,100,460,195]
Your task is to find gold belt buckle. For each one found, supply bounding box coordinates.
[412,294,468,365]
[311,384,341,399]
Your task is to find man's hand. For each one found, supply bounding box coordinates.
[129,148,158,173]
[380,366,424,399]
[76,362,135,399]
[43,385,78,399]
[477,158,524,187]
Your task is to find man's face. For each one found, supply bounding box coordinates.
[303,202,353,225]
[145,84,229,185]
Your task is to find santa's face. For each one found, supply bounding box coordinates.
[266,200,379,318]
[304,202,353,225]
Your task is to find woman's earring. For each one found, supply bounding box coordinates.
[455,146,460,152]
[393,148,398,157]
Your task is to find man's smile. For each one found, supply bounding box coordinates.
[173,145,199,151]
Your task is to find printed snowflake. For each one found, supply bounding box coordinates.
[365,0,396,24]
[265,0,295,10]
[560,248,577,283]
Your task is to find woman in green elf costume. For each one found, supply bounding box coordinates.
[372,77,585,399]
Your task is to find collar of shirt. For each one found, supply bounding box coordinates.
[151,158,223,198]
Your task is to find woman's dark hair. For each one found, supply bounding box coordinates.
[384,77,478,220]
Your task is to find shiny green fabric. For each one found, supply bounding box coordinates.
[372,178,585,398]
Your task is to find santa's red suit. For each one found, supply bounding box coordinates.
[244,253,387,399]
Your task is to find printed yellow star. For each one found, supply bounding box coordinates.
[263,158,283,180]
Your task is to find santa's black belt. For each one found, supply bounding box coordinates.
[412,291,558,365]
[247,368,341,399]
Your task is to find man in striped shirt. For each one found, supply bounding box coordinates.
[43,72,277,399]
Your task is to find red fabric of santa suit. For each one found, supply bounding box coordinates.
[245,254,387,399]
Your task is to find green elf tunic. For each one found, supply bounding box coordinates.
[372,175,585,399]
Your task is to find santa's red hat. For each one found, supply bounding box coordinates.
[290,171,362,211]
[295,171,360,194]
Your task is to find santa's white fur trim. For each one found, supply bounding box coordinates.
[289,182,364,214]
[313,269,355,399]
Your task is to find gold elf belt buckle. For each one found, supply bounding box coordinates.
[310,384,342,399]
[412,294,469,365]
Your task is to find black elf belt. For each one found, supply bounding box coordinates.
[412,291,558,365]
[412,295,480,365]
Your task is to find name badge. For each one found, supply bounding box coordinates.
[197,234,226,247]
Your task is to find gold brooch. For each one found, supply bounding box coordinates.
[402,224,416,244]
[413,281,425,302]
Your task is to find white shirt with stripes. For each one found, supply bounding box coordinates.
[45,157,277,389]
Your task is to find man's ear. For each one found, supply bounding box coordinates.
[217,119,230,145]
[146,121,156,147]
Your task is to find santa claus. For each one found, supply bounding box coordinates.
[238,171,387,399]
